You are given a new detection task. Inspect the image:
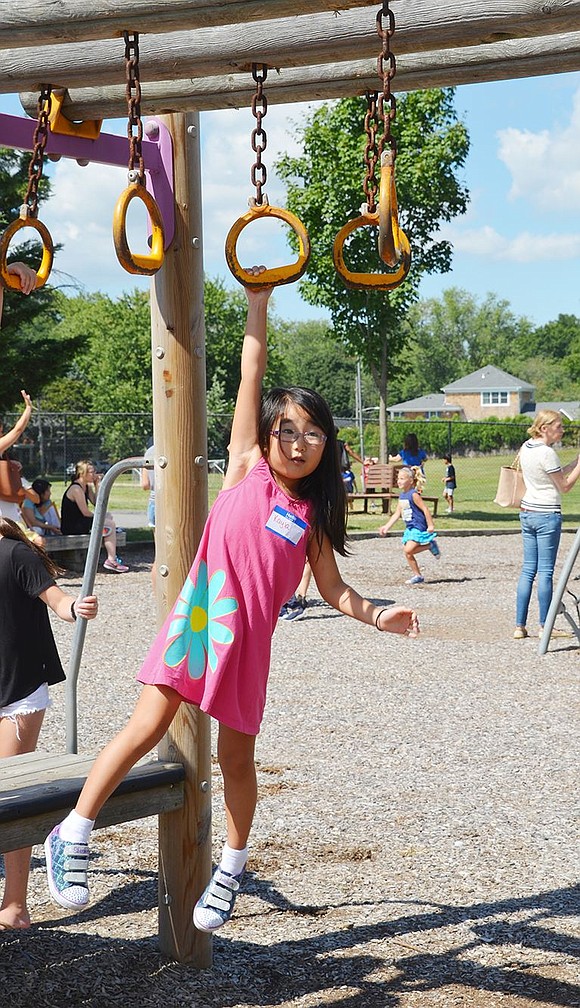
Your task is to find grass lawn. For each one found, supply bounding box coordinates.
[48,451,580,535]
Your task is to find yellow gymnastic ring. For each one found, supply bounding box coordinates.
[225,203,310,288]
[113,182,165,276]
[0,216,53,290]
[378,151,406,269]
[333,210,411,292]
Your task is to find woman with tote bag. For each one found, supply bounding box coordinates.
[514,410,580,639]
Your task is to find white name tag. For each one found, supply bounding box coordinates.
[265,505,308,546]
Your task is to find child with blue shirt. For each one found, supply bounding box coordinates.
[378,467,440,584]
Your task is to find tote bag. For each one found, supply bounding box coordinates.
[494,454,525,509]
[0,458,24,503]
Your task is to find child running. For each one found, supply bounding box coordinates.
[0,518,97,930]
[44,268,419,933]
[378,466,440,585]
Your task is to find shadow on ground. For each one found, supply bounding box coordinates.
[2,876,578,1008]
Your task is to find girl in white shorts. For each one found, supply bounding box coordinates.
[0,517,98,930]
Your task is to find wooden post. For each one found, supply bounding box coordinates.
[149,110,212,966]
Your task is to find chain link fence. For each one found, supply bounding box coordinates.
[2,412,579,483]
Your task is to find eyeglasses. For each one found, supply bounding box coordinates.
[271,427,327,447]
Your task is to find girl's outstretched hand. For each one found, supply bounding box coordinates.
[376,605,419,637]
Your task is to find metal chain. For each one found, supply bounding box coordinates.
[24,86,52,218]
[123,31,145,182]
[250,64,268,205]
[376,0,397,158]
[363,91,380,214]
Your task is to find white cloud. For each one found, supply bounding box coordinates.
[31,103,311,294]
[35,158,149,295]
[443,223,580,262]
[497,86,580,212]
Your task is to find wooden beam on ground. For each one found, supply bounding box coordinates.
[3,1,580,93]
[0,0,376,48]
[19,33,580,120]
[148,111,212,965]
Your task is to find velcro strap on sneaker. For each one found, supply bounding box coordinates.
[63,849,89,884]
[205,875,239,912]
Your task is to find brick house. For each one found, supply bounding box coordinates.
[388,365,535,421]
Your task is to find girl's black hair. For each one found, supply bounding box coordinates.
[403,432,419,453]
[32,477,51,496]
[259,387,349,556]
[0,517,63,578]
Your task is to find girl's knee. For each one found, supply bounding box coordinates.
[217,726,256,779]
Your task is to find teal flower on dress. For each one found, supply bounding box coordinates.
[163,560,238,678]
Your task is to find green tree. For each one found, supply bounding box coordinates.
[274,318,358,415]
[522,313,580,364]
[398,287,534,403]
[204,276,286,403]
[276,90,469,457]
[46,290,153,457]
[0,149,74,410]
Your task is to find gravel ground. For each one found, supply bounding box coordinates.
[1,532,579,1008]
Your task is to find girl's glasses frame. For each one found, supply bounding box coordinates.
[270,428,327,447]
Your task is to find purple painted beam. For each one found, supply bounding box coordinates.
[0,112,175,247]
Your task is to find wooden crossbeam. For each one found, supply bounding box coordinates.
[2,2,580,94]
[18,33,580,119]
[0,1,377,48]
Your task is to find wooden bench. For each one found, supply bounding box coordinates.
[43,531,127,572]
[0,751,185,854]
[348,463,439,516]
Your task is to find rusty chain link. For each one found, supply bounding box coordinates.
[361,2,397,213]
[24,86,52,218]
[363,91,380,214]
[250,64,268,205]
[123,31,145,182]
[376,0,397,158]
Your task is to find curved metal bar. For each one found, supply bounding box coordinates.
[225,201,310,288]
[538,527,580,655]
[65,455,152,753]
[333,208,411,291]
[0,214,53,290]
[378,149,405,268]
[113,181,165,275]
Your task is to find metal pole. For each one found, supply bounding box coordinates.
[64,456,151,752]
[538,527,580,655]
[356,360,365,461]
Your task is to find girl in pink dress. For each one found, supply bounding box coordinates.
[45,269,419,932]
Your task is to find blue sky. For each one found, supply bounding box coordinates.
[1,70,579,328]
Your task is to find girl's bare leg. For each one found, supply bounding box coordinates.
[217,724,257,851]
[0,709,45,928]
[75,685,182,821]
[103,513,118,563]
[403,542,423,576]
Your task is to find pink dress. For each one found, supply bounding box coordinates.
[138,457,312,734]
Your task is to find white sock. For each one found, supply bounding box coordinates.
[219,843,248,877]
[59,809,95,845]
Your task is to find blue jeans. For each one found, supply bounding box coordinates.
[516,511,562,627]
[147,493,156,527]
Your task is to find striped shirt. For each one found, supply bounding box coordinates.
[519,439,562,513]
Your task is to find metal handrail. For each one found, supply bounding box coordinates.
[65,455,152,752]
[538,527,580,655]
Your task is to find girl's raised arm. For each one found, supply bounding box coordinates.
[223,271,273,489]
